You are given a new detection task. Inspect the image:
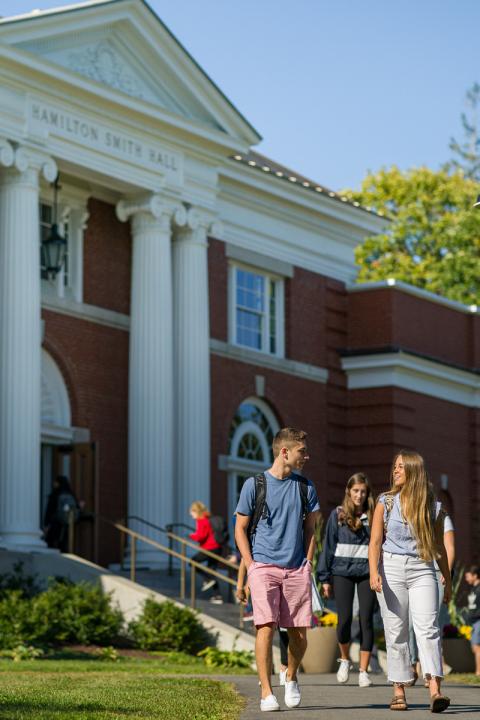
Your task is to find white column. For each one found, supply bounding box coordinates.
[173,210,221,524]
[116,195,183,565]
[0,141,57,548]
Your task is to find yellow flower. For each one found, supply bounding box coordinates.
[318,611,338,627]
[459,625,472,641]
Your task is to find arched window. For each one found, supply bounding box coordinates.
[225,397,279,534]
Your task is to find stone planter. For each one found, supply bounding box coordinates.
[301,626,338,673]
[442,637,475,673]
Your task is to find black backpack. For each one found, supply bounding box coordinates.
[247,473,309,545]
[56,492,79,525]
[209,514,230,551]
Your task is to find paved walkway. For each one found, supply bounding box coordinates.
[231,674,479,719]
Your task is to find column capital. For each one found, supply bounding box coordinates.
[174,206,224,243]
[116,194,184,226]
[0,138,14,168]
[13,145,57,182]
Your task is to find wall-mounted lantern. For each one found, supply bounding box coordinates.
[41,174,67,278]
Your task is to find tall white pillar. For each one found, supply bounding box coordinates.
[173,210,220,524]
[117,195,183,565]
[0,141,57,548]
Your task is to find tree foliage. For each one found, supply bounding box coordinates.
[448,83,480,181]
[343,166,480,306]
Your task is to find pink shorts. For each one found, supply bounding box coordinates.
[247,561,312,628]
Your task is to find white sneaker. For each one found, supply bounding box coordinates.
[210,595,223,604]
[358,670,372,687]
[260,694,280,712]
[200,579,216,592]
[336,659,351,684]
[279,668,287,686]
[284,679,301,708]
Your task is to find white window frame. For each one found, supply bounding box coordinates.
[39,184,89,304]
[228,262,285,357]
[224,396,280,540]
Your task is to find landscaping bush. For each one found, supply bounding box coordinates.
[128,599,209,653]
[0,591,36,648]
[0,562,41,599]
[0,581,123,649]
[31,580,124,646]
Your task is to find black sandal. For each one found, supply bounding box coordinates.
[430,694,450,713]
[390,696,408,711]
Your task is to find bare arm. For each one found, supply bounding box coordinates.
[304,510,320,563]
[234,513,253,570]
[368,503,385,593]
[435,516,452,603]
[235,558,248,604]
[443,530,455,572]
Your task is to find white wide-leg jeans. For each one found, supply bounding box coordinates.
[378,551,443,683]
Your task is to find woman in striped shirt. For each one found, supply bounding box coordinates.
[317,473,376,687]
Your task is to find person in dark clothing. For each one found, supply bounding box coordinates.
[465,565,480,676]
[317,472,376,687]
[43,475,79,552]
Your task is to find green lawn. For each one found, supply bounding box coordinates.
[0,654,247,719]
[446,673,480,685]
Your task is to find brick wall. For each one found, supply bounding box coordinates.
[42,309,129,566]
[83,198,131,315]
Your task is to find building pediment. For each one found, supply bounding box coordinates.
[0,0,260,147]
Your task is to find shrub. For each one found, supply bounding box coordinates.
[10,644,44,662]
[0,581,124,649]
[128,599,209,653]
[198,646,254,669]
[31,580,124,646]
[0,562,41,599]
[0,591,36,648]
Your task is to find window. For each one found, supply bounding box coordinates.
[225,398,280,537]
[230,265,284,356]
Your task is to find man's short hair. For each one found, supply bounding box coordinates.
[467,564,480,577]
[272,427,308,458]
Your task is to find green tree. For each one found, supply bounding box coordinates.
[449,83,480,180]
[343,166,480,306]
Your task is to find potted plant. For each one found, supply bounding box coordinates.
[441,565,475,673]
[442,623,474,673]
[302,610,339,673]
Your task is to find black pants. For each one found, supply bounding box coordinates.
[279,629,289,666]
[332,574,376,651]
[191,551,219,591]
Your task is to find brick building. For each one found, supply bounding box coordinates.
[0,0,478,568]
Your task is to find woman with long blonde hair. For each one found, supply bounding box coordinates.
[318,473,376,687]
[369,451,452,713]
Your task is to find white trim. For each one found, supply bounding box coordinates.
[230,421,270,464]
[42,296,129,331]
[341,351,480,408]
[219,454,267,474]
[41,349,71,427]
[348,279,479,316]
[225,243,294,278]
[334,543,369,559]
[210,338,329,384]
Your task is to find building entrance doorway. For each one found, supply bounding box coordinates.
[41,349,96,561]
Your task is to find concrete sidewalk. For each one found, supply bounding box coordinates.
[231,674,479,719]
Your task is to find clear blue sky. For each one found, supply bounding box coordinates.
[1,0,479,190]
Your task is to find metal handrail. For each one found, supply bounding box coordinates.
[126,516,195,575]
[91,515,242,616]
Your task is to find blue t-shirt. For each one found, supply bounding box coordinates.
[235,471,320,568]
[380,492,441,557]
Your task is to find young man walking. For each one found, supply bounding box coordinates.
[235,427,320,712]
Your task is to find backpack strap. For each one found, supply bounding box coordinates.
[295,474,310,520]
[383,493,395,533]
[247,473,267,543]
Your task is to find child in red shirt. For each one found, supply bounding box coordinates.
[189,501,222,602]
